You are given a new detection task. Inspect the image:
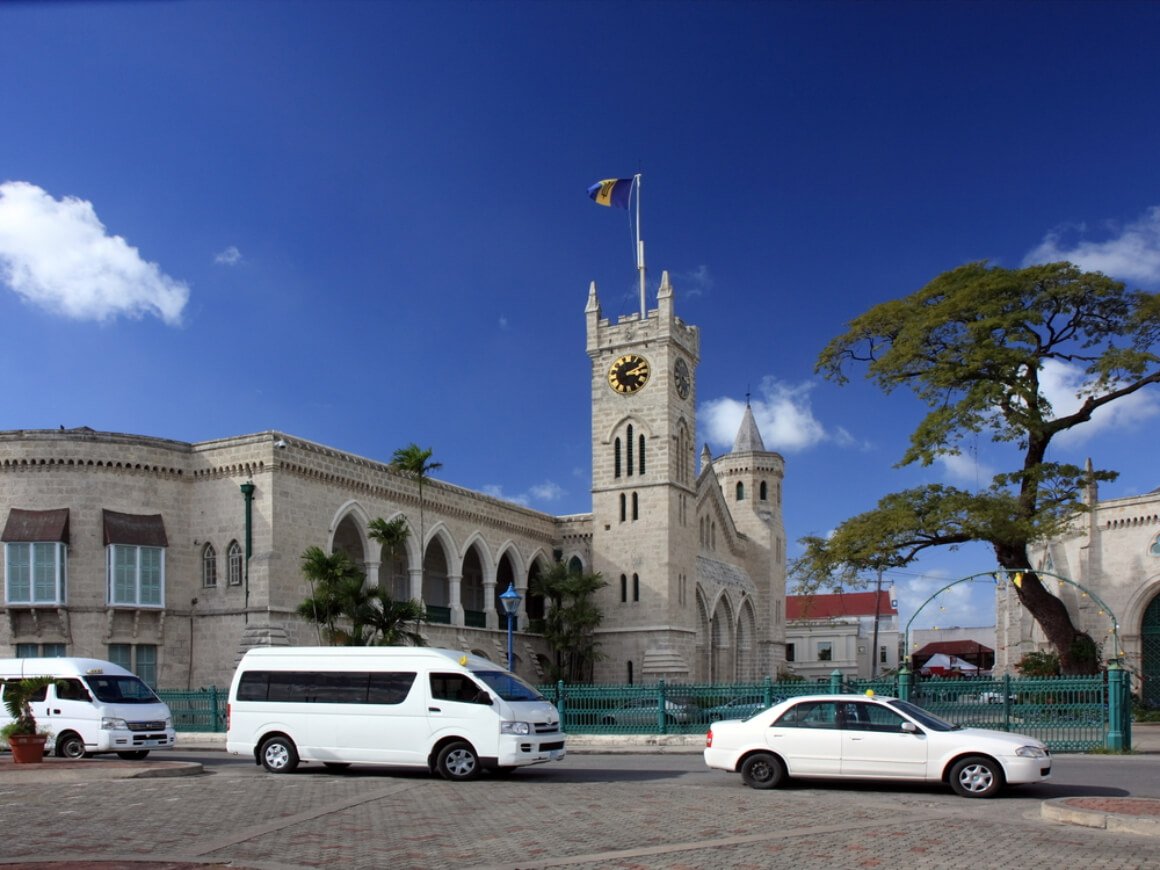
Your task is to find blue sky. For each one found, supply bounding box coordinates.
[3,1,1159,636]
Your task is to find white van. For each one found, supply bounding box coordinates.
[0,657,176,759]
[226,646,566,780]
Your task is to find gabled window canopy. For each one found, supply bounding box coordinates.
[2,508,70,543]
[102,509,168,547]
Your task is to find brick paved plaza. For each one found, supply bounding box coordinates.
[1,755,1158,869]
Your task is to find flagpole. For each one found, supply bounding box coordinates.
[635,173,645,318]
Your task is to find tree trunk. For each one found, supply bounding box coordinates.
[995,547,1099,674]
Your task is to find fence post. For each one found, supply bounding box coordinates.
[1002,673,1012,731]
[898,664,911,702]
[211,686,220,732]
[762,674,773,707]
[556,680,566,732]
[830,669,842,695]
[1106,661,1124,751]
[658,679,667,734]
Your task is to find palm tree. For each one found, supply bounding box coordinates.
[390,445,442,593]
[297,544,428,646]
[534,560,607,683]
[368,515,411,600]
[298,547,363,644]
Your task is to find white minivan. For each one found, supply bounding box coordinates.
[0,657,176,759]
[226,646,567,780]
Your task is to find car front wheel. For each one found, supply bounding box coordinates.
[949,755,1003,798]
[740,752,786,790]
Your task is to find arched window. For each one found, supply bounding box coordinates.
[759,481,768,501]
[632,574,640,602]
[1152,534,1160,556]
[638,434,646,475]
[736,482,745,501]
[614,438,621,478]
[632,492,639,520]
[227,540,243,586]
[620,574,627,602]
[568,556,583,574]
[626,425,634,477]
[619,493,626,522]
[201,543,217,588]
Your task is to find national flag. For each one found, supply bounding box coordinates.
[587,178,634,209]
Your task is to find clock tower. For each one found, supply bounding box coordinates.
[585,271,701,683]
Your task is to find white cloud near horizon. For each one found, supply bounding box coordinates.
[482,480,565,508]
[214,245,242,266]
[0,181,189,324]
[1038,358,1160,446]
[701,377,830,453]
[1024,206,1160,287]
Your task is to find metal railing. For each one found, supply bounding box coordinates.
[158,669,1132,750]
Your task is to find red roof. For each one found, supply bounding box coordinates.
[912,641,993,659]
[787,590,897,621]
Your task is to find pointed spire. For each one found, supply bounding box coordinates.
[732,400,766,453]
[700,443,713,469]
[585,280,600,314]
[657,270,673,298]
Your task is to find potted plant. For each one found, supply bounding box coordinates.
[1,676,57,763]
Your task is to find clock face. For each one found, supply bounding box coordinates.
[674,357,691,399]
[608,353,651,394]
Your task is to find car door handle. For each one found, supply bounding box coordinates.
[428,707,441,713]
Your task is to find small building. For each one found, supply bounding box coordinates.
[785,589,899,681]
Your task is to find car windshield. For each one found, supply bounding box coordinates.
[83,674,160,704]
[473,670,544,702]
[886,698,961,731]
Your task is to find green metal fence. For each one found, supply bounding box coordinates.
[159,668,1132,750]
[539,669,1132,752]
[158,688,227,732]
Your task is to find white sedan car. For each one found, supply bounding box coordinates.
[704,693,1051,798]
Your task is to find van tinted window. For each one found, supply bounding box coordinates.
[57,678,92,702]
[236,670,416,705]
[83,675,159,704]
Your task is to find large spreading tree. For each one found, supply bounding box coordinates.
[793,261,1159,674]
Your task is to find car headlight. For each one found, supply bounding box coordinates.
[101,717,129,731]
[500,721,532,736]
[1015,745,1047,758]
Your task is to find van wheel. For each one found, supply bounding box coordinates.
[260,736,299,774]
[56,733,87,759]
[117,750,150,760]
[436,740,480,781]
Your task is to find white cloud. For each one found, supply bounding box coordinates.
[1037,358,1160,446]
[1024,206,1160,286]
[700,377,828,452]
[482,480,565,507]
[214,246,242,266]
[498,315,508,330]
[0,181,188,324]
[674,264,713,298]
[936,450,995,488]
[892,569,991,632]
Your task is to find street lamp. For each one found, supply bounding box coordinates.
[499,582,522,672]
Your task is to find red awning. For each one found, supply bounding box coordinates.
[1,508,70,543]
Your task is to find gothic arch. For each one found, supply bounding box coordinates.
[599,414,657,445]
[327,500,371,562]
[735,597,758,681]
[710,593,736,684]
[694,587,711,682]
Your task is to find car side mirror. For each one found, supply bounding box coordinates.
[901,721,919,734]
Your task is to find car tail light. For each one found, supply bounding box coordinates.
[225,702,230,731]
[706,729,713,748]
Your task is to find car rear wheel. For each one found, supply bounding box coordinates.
[740,752,786,790]
[949,755,1003,798]
[56,732,86,759]
[260,735,299,774]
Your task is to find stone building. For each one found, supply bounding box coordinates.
[1,273,786,689]
[996,465,1160,703]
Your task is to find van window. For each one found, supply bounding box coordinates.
[430,673,486,703]
[473,670,544,703]
[2,680,49,703]
[236,670,416,705]
[57,678,92,702]
[84,674,161,704]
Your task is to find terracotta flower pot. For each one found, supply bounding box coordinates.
[7,733,48,764]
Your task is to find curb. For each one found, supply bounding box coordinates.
[1042,797,1160,836]
[0,759,204,782]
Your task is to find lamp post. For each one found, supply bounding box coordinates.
[499,582,522,672]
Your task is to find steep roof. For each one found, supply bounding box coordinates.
[787,590,897,621]
[732,402,766,453]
